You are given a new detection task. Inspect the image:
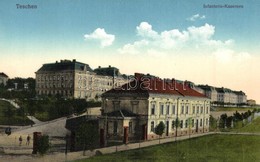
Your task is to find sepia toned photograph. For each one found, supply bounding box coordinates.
[0,0,259,161]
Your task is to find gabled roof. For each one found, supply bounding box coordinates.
[103,73,207,98]
[36,59,93,73]
[0,72,8,78]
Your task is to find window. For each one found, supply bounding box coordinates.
[166,105,170,115]
[171,120,175,129]
[113,101,120,111]
[201,106,203,114]
[185,120,188,128]
[206,106,209,114]
[206,118,208,126]
[129,122,133,133]
[192,119,194,127]
[180,120,183,128]
[151,121,155,132]
[196,106,199,114]
[160,104,164,115]
[113,121,118,134]
[181,105,184,114]
[186,105,189,114]
[193,106,195,114]
[172,105,176,115]
[200,119,203,127]
[151,103,155,115]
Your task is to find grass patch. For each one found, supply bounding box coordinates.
[34,112,50,121]
[0,100,33,125]
[76,134,260,162]
[232,117,260,133]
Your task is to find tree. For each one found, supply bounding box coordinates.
[209,115,217,131]
[226,116,233,128]
[3,104,15,119]
[37,135,51,155]
[76,121,99,155]
[155,121,165,144]
[219,113,228,128]
[187,117,193,138]
[175,118,180,140]
[233,111,243,121]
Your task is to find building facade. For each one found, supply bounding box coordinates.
[197,85,247,106]
[99,73,210,143]
[35,59,128,100]
[247,99,256,106]
[197,85,218,102]
[0,72,8,86]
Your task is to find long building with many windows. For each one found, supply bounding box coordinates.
[196,85,247,106]
[99,73,210,143]
[35,59,128,100]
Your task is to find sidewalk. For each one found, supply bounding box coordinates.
[0,132,215,162]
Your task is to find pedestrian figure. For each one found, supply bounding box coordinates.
[26,135,31,145]
[19,136,22,146]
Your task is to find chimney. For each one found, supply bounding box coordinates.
[73,59,76,62]
[98,66,101,68]
[109,65,111,68]
[171,78,175,84]
[134,73,144,80]
[184,80,189,86]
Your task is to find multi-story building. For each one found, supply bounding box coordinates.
[99,73,210,143]
[0,72,8,86]
[35,59,128,100]
[197,85,247,106]
[234,91,247,104]
[197,85,218,102]
[247,99,256,106]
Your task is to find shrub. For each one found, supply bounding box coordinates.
[37,135,51,155]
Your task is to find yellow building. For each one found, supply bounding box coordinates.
[99,73,210,144]
[35,59,128,100]
[247,99,256,106]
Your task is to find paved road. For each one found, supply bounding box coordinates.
[26,116,42,125]
[1,131,260,162]
[0,98,20,109]
[0,132,215,162]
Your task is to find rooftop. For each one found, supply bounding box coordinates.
[36,59,93,73]
[103,73,207,98]
[0,72,8,78]
[94,65,120,77]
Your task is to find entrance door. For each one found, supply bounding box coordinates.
[113,121,118,135]
[166,121,169,136]
[142,124,147,140]
[196,119,199,132]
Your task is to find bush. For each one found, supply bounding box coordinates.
[37,135,51,155]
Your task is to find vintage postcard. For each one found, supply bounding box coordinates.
[0,0,259,161]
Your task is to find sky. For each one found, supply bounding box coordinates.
[0,0,260,103]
